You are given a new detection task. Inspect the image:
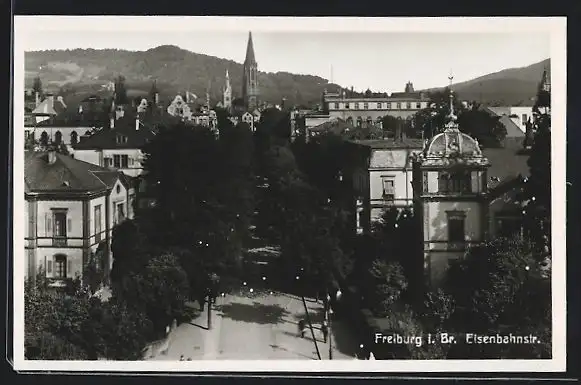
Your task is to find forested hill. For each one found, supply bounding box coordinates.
[25,45,340,107]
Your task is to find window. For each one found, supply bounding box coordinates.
[416,102,422,109]
[94,205,102,242]
[345,103,350,109]
[47,260,52,274]
[116,135,128,145]
[438,171,471,193]
[113,155,121,168]
[70,131,78,145]
[386,103,391,110]
[334,103,339,109]
[117,203,126,223]
[377,102,382,109]
[54,131,62,145]
[53,212,67,237]
[382,178,395,201]
[121,155,129,168]
[447,212,465,245]
[354,103,360,109]
[521,114,527,123]
[54,255,67,279]
[363,102,368,109]
[104,157,112,167]
[396,103,401,109]
[406,102,411,109]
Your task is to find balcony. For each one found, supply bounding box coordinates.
[52,237,67,247]
[47,277,68,288]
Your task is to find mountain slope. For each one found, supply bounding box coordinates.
[25,46,549,108]
[424,59,550,106]
[25,45,339,107]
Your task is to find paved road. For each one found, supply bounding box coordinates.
[147,289,359,360]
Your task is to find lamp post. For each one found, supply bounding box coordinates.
[328,289,341,360]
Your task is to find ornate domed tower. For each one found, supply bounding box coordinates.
[412,77,491,288]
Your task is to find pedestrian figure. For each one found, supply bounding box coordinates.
[187,358,192,361]
[298,319,306,338]
[179,355,185,361]
[321,320,329,343]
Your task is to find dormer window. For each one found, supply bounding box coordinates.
[116,135,128,144]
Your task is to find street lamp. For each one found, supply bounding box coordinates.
[328,288,342,360]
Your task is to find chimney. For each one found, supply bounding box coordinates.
[110,116,115,129]
[47,149,57,165]
[135,116,140,131]
[35,91,40,108]
[47,95,55,109]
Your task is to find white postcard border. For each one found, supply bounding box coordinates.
[12,16,567,373]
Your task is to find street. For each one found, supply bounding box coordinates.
[146,289,360,360]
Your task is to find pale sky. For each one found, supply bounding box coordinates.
[18,17,552,93]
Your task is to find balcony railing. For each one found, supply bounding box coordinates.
[52,237,67,247]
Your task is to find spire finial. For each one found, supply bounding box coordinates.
[448,71,456,120]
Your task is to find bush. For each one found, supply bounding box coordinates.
[363,259,408,317]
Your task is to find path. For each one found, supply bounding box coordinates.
[146,289,359,360]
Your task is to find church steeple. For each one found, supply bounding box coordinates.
[223,69,232,111]
[245,32,256,65]
[242,31,259,111]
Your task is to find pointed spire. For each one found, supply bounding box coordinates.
[245,31,256,64]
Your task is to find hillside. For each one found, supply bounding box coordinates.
[25,45,340,108]
[25,46,549,108]
[424,59,550,106]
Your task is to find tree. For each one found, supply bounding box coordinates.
[83,250,104,295]
[139,254,191,332]
[419,289,455,332]
[457,104,507,147]
[362,259,408,317]
[110,219,152,286]
[140,122,246,273]
[408,89,506,146]
[444,236,551,358]
[521,79,551,253]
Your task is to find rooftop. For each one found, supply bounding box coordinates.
[351,138,424,149]
[73,117,156,150]
[483,146,530,190]
[25,150,130,194]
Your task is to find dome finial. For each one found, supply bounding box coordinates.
[445,71,459,130]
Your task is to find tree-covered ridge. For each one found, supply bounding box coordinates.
[25,46,340,108]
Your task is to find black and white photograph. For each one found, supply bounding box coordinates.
[12,16,566,372]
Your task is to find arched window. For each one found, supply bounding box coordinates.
[346,117,353,126]
[40,131,49,146]
[54,131,62,145]
[356,117,363,127]
[70,131,78,145]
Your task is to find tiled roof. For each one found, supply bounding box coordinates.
[32,96,67,116]
[310,119,353,135]
[25,151,124,194]
[499,115,525,138]
[483,147,529,190]
[369,147,420,168]
[352,138,424,149]
[73,117,156,150]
